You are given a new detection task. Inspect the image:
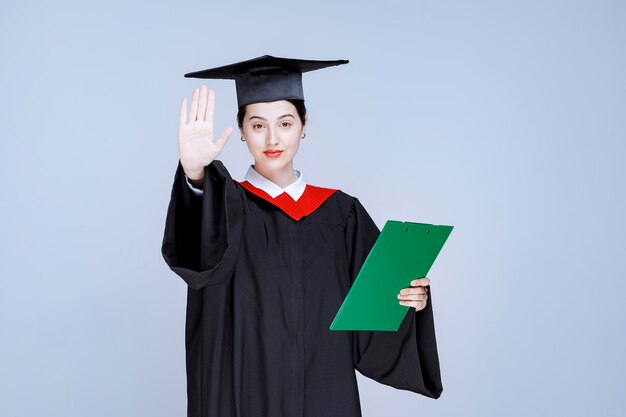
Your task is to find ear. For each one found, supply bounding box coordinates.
[301,115,308,137]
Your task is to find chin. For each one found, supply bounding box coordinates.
[256,154,293,171]
[260,161,287,172]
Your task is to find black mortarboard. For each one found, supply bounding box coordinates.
[184,55,349,108]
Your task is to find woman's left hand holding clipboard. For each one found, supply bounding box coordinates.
[397,277,430,312]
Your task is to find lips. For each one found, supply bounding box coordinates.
[264,150,283,158]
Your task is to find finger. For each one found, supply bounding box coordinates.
[179,98,188,127]
[413,301,427,312]
[410,277,431,287]
[197,85,208,123]
[398,293,428,301]
[215,127,234,150]
[399,287,426,296]
[398,287,427,298]
[206,89,215,126]
[189,88,199,122]
[399,300,427,309]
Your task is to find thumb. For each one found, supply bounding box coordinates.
[216,127,234,150]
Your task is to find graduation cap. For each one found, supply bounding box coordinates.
[184,55,349,108]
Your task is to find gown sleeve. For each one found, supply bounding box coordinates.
[346,198,443,399]
[161,159,244,289]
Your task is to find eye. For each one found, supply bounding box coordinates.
[252,123,264,129]
[280,121,292,128]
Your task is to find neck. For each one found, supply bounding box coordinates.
[253,162,297,189]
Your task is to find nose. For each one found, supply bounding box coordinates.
[266,126,279,146]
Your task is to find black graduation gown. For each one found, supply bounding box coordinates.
[161,160,442,417]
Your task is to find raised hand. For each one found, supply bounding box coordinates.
[178,85,234,180]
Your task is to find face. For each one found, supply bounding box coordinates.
[240,100,306,173]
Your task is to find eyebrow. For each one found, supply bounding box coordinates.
[248,114,295,121]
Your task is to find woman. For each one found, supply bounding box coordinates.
[161,55,442,417]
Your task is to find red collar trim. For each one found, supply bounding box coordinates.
[236,180,339,221]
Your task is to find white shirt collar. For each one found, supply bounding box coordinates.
[245,165,306,201]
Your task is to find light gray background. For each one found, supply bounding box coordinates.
[1,1,624,416]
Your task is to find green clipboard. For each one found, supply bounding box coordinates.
[329,220,453,331]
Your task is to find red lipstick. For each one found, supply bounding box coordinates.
[264,150,283,158]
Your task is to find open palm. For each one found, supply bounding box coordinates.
[178,85,234,179]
